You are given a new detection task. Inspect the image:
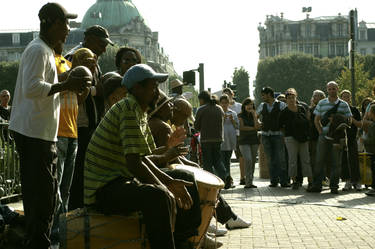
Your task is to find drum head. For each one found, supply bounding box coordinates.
[173,164,224,188]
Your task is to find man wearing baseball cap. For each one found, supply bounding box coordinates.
[9,3,91,249]
[65,24,114,210]
[84,64,199,249]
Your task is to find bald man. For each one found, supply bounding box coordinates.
[309,81,352,194]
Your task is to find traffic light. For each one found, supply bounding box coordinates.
[183,70,195,85]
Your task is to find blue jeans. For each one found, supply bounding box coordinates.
[201,142,227,181]
[51,136,78,243]
[261,135,288,185]
[313,135,343,190]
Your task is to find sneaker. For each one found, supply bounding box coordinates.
[201,234,223,249]
[225,216,251,230]
[207,224,227,236]
[240,178,245,185]
[330,188,339,194]
[353,183,362,191]
[322,178,329,187]
[365,189,375,196]
[342,182,352,191]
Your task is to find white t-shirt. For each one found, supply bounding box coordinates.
[9,37,60,142]
[229,101,242,136]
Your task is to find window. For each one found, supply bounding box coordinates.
[330,43,335,55]
[338,23,343,37]
[305,43,312,54]
[292,43,297,51]
[360,48,367,55]
[12,33,20,45]
[299,44,304,52]
[33,32,38,40]
[306,23,311,37]
[314,44,319,56]
[360,30,366,40]
[337,44,344,56]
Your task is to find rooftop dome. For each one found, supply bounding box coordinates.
[81,0,144,30]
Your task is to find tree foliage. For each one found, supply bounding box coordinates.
[336,62,375,106]
[0,61,19,100]
[232,66,250,103]
[254,53,346,105]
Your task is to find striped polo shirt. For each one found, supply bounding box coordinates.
[313,98,352,135]
[84,94,156,205]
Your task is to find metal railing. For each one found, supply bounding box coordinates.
[0,122,21,201]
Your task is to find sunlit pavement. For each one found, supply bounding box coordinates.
[215,162,375,249]
[7,162,375,249]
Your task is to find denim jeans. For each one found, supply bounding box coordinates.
[261,135,288,185]
[284,137,312,178]
[221,150,233,177]
[239,144,258,185]
[313,135,343,189]
[201,142,227,181]
[51,136,78,243]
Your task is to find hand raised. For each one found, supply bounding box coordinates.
[167,126,186,148]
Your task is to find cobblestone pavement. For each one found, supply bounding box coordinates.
[6,162,375,249]
[214,162,375,249]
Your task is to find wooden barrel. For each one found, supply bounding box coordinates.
[59,208,150,249]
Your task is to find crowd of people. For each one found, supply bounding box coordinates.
[3,2,375,249]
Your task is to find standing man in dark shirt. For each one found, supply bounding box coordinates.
[256,87,289,188]
[194,90,227,181]
[65,25,114,210]
[340,90,362,190]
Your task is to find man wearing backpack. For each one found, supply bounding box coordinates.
[308,81,352,194]
[256,86,289,188]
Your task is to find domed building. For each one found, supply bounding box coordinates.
[0,0,176,92]
[67,0,176,80]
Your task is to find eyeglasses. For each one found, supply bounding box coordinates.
[122,58,139,64]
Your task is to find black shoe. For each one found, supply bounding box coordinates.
[244,184,257,189]
[224,176,233,189]
[240,178,245,185]
[269,183,278,187]
[281,183,291,188]
[330,188,339,194]
[292,183,299,190]
[306,186,322,193]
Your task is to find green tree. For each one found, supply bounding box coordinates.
[0,61,19,100]
[232,66,250,103]
[254,53,346,106]
[336,62,375,106]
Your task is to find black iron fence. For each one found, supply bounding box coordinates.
[0,122,21,201]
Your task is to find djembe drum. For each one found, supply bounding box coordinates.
[173,164,224,248]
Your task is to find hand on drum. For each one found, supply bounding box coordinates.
[167,126,186,148]
[167,179,193,210]
[165,145,189,162]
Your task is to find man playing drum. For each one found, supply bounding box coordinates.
[84,64,201,249]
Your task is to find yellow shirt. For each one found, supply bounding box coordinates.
[55,54,78,138]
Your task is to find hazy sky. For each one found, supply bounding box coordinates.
[1,0,374,94]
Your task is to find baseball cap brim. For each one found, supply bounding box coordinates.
[102,37,114,46]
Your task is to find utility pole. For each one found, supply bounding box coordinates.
[198,63,204,93]
[349,10,356,105]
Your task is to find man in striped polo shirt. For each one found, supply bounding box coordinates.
[309,81,352,194]
[84,64,198,249]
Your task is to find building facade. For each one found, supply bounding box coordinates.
[0,0,176,92]
[258,12,375,59]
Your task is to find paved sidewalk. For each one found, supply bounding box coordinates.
[213,162,375,249]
